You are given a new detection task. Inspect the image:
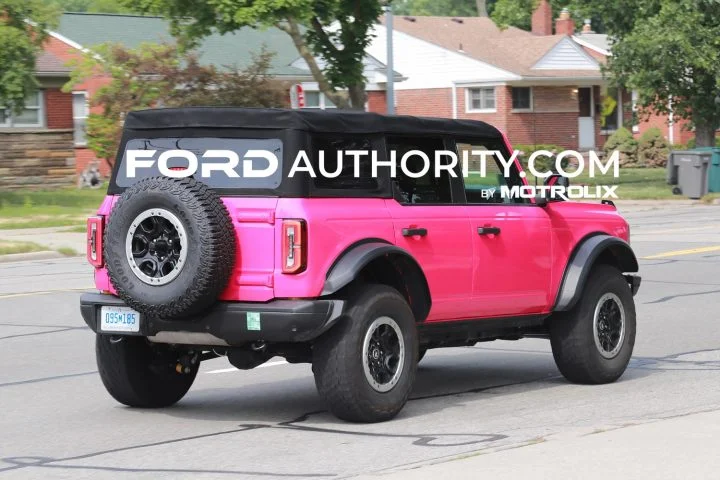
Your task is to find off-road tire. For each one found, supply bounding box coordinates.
[550,264,636,384]
[104,176,235,319]
[312,285,418,423]
[417,347,428,363]
[96,334,198,407]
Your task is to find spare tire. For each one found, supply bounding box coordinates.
[104,176,235,319]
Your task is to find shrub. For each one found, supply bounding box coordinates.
[603,127,638,166]
[513,144,570,172]
[637,127,669,167]
[685,136,720,149]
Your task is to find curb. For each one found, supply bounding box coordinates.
[0,251,64,264]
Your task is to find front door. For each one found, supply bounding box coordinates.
[456,140,553,317]
[384,136,474,322]
[578,87,595,150]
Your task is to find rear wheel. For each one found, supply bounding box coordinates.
[96,334,198,407]
[417,347,428,363]
[312,285,418,422]
[550,265,636,384]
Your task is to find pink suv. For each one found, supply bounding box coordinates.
[81,107,641,422]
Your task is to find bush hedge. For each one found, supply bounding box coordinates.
[513,144,570,172]
[637,127,669,167]
[603,127,638,166]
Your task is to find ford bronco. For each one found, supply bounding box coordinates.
[81,107,640,422]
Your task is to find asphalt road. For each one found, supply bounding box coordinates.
[1,203,720,479]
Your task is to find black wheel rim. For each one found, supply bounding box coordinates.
[593,293,625,359]
[362,317,405,392]
[125,209,187,285]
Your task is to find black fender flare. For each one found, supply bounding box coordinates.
[321,241,432,321]
[553,234,639,312]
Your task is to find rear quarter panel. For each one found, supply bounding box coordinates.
[274,198,395,299]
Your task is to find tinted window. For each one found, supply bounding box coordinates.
[115,137,283,190]
[387,137,453,204]
[311,135,379,191]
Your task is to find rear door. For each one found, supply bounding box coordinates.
[384,136,474,322]
[455,139,552,317]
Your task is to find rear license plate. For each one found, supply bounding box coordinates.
[100,306,141,333]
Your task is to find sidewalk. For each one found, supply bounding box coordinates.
[361,409,720,480]
[0,226,86,259]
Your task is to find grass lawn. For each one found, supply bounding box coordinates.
[0,188,106,230]
[537,167,674,200]
[0,240,48,255]
[468,167,676,200]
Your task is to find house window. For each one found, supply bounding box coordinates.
[72,92,89,146]
[467,87,496,112]
[511,87,532,110]
[302,91,337,110]
[0,91,44,127]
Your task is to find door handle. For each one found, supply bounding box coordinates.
[402,227,427,237]
[477,226,501,235]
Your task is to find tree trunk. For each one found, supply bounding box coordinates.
[277,18,351,109]
[476,0,488,17]
[348,83,367,110]
[694,120,717,147]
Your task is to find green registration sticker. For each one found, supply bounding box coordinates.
[246,312,261,331]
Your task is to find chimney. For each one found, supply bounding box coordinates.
[555,8,576,36]
[531,0,552,36]
[582,19,593,34]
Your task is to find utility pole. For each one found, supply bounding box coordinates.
[385,4,395,115]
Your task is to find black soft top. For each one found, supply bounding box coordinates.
[123,107,503,139]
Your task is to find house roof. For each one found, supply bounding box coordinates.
[381,15,602,79]
[573,33,611,55]
[54,12,312,78]
[35,51,72,76]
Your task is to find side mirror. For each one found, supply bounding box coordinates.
[544,174,569,189]
[534,194,548,207]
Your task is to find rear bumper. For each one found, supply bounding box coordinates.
[80,292,345,346]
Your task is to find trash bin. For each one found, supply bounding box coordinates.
[694,147,720,193]
[667,151,679,185]
[668,150,711,199]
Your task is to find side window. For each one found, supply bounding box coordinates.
[311,135,381,192]
[387,137,453,205]
[457,141,525,205]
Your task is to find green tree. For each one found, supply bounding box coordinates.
[394,0,496,17]
[64,43,287,167]
[45,0,134,14]
[577,0,720,147]
[490,0,593,31]
[125,0,386,110]
[0,0,59,112]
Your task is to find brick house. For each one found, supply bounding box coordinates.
[366,0,693,150]
[5,12,401,183]
[0,51,77,189]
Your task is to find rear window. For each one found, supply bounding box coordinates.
[114,137,283,190]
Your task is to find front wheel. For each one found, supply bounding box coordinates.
[96,335,198,407]
[312,285,418,422]
[550,264,636,384]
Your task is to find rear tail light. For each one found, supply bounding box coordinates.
[87,216,104,267]
[282,219,306,274]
